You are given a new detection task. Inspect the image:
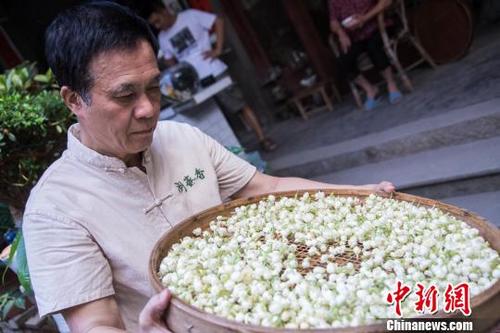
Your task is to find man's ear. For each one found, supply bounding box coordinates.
[60,86,86,117]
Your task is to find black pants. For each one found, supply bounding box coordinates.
[337,32,391,81]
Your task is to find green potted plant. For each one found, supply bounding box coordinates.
[0,62,75,326]
[0,62,74,213]
[0,203,31,323]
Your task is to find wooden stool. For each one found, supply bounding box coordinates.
[289,82,339,120]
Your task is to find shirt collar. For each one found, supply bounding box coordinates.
[67,123,151,172]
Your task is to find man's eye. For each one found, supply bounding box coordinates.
[116,93,135,99]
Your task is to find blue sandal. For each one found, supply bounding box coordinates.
[364,96,382,111]
[389,91,403,104]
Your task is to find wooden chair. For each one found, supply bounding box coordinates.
[378,0,437,79]
[288,81,341,120]
[328,0,436,109]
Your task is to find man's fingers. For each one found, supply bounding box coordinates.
[152,289,171,314]
[139,290,173,332]
[140,289,171,323]
[378,181,395,193]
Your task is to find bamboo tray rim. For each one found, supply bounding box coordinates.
[149,189,500,332]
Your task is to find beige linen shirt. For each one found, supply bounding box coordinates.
[23,121,256,331]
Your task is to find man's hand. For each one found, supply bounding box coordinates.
[139,290,172,333]
[202,48,221,60]
[369,181,395,193]
[338,32,352,54]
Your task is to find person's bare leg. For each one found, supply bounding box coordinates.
[381,66,403,104]
[354,74,378,98]
[381,66,399,93]
[241,106,265,141]
[241,106,277,151]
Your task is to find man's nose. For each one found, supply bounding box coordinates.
[134,93,157,119]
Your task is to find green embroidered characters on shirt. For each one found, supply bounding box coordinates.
[195,168,205,179]
[184,176,195,187]
[175,181,187,193]
[175,168,205,193]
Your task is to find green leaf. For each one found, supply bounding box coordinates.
[11,74,23,88]
[2,232,20,284]
[34,74,49,83]
[15,233,32,295]
[7,132,16,142]
[56,125,63,133]
[2,299,15,319]
[23,79,33,89]
[7,233,20,266]
[20,67,29,79]
[0,294,8,307]
[5,75,12,90]
[14,296,25,310]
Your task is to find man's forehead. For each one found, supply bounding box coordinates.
[89,43,160,88]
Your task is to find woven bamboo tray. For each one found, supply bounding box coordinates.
[149,189,500,333]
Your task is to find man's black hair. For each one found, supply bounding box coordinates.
[45,1,159,103]
[139,0,166,20]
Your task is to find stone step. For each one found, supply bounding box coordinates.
[442,191,500,227]
[269,99,500,178]
[313,137,500,190]
[405,173,500,200]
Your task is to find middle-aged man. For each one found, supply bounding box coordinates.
[23,2,395,332]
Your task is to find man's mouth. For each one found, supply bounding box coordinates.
[131,128,154,135]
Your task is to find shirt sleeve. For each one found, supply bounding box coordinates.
[23,212,114,317]
[191,127,256,200]
[188,9,216,30]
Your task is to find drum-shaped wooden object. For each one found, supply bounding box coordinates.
[150,190,500,333]
[413,0,474,64]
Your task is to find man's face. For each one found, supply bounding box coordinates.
[77,40,161,162]
[148,9,176,31]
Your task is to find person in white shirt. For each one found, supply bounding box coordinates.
[147,3,278,152]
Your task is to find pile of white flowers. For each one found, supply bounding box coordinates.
[159,193,500,329]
